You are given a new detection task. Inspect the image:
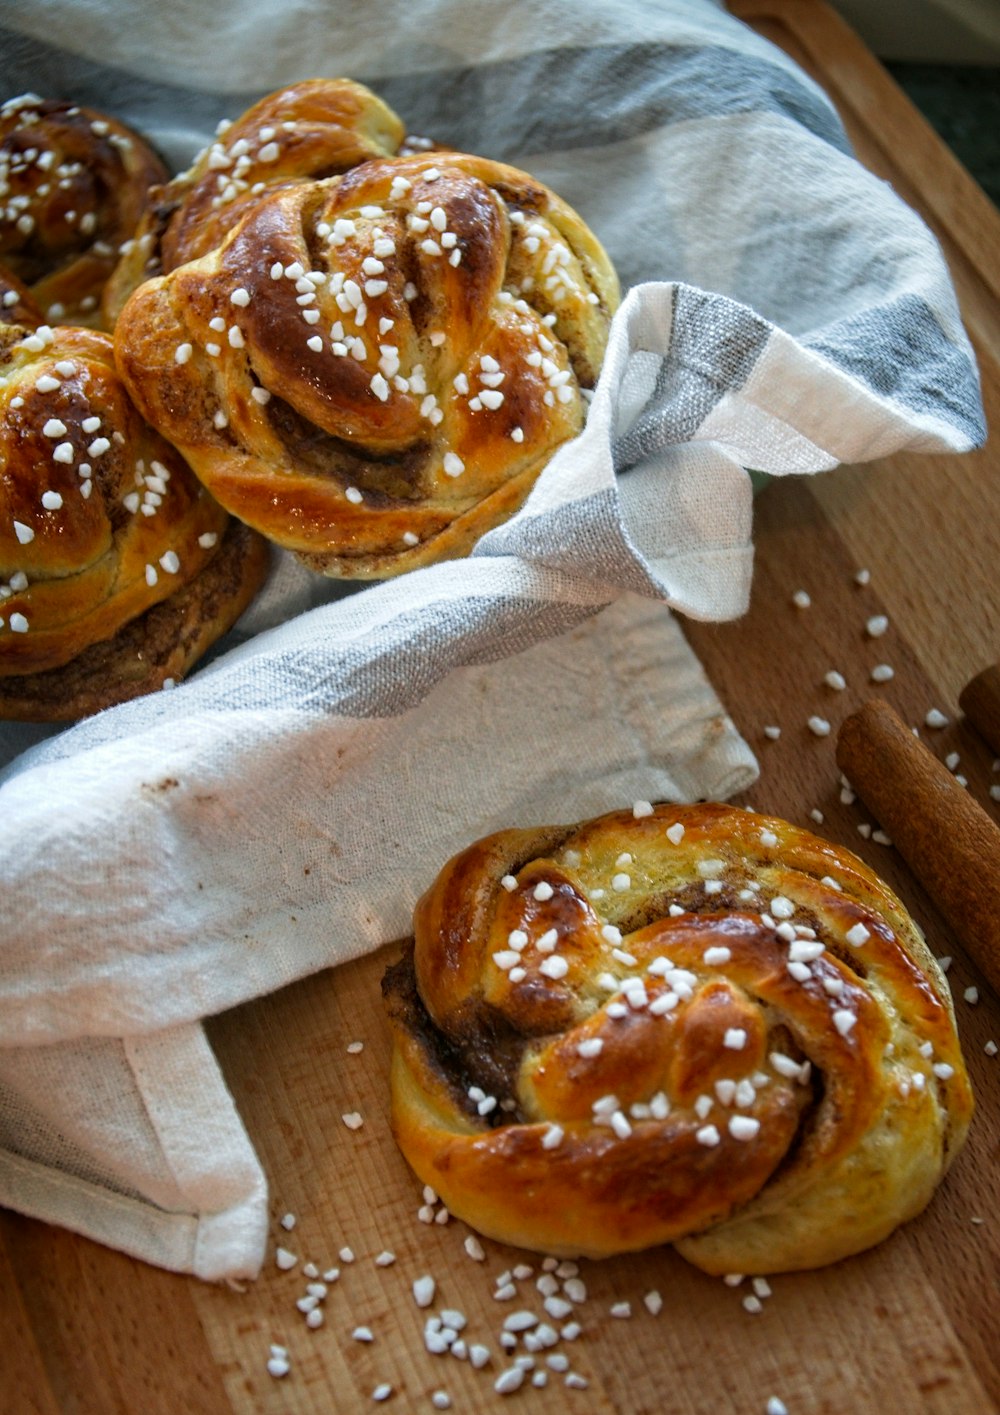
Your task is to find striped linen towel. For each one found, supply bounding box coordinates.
[0,0,984,1280]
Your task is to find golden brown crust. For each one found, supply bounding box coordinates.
[382,802,973,1272]
[0,318,268,718]
[0,94,168,328]
[102,79,407,325]
[0,519,270,720]
[0,264,44,328]
[113,151,620,578]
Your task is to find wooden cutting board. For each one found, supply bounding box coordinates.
[3,3,999,1412]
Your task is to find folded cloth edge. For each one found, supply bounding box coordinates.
[0,1023,269,1280]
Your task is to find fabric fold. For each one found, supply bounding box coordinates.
[0,1025,268,1280]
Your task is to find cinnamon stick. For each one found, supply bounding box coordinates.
[959,663,1000,757]
[836,698,1000,996]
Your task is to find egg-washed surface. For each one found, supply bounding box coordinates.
[0,316,269,717]
[0,518,268,720]
[383,801,973,1274]
[114,150,620,578]
[102,78,408,325]
[0,93,167,328]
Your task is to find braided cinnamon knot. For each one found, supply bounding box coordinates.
[0,313,269,719]
[382,802,973,1274]
[113,150,619,577]
[0,94,167,327]
[103,79,407,324]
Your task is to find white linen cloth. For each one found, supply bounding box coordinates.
[0,0,984,1280]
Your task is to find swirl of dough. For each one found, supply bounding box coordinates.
[114,151,620,577]
[382,802,973,1273]
[0,94,168,327]
[0,314,268,718]
[102,79,406,324]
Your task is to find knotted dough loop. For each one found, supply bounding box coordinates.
[0,317,268,718]
[0,94,168,327]
[103,78,406,324]
[114,151,619,578]
[382,802,972,1273]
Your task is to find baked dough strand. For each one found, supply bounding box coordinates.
[103,78,406,323]
[114,151,619,577]
[0,314,268,716]
[0,94,167,327]
[383,802,972,1273]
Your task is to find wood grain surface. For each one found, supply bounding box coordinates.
[3,3,999,1412]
